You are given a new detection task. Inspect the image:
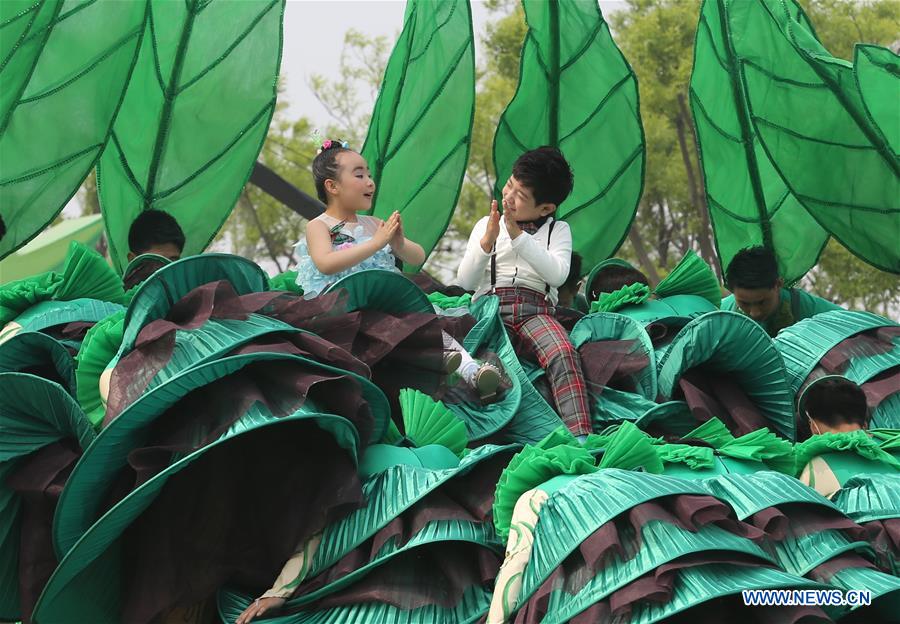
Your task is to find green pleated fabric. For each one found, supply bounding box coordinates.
[309,444,513,581]
[518,469,716,603]
[1,241,125,328]
[217,583,492,624]
[652,251,723,308]
[615,295,718,329]
[682,418,795,474]
[539,522,774,624]
[690,0,829,284]
[268,269,302,295]
[593,388,672,426]
[99,0,286,272]
[569,312,657,400]
[620,564,825,624]
[738,0,900,273]
[0,331,75,396]
[52,352,377,558]
[33,409,358,624]
[492,0,645,270]
[0,299,125,349]
[873,393,900,429]
[828,565,900,618]
[324,269,433,315]
[0,1,146,262]
[704,471,837,520]
[832,474,900,524]
[449,296,563,443]
[361,0,475,269]
[772,529,872,578]
[775,309,897,394]
[656,311,795,439]
[794,432,900,479]
[119,254,270,355]
[74,311,126,429]
[0,372,95,620]
[634,400,696,437]
[398,388,468,456]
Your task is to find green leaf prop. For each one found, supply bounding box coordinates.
[361,0,475,268]
[653,250,722,307]
[690,0,829,284]
[742,0,900,273]
[0,0,146,261]
[98,0,285,272]
[492,0,645,270]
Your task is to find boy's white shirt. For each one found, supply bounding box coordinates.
[456,215,572,305]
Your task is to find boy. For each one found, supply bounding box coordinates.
[127,209,185,262]
[456,147,591,437]
[722,246,840,337]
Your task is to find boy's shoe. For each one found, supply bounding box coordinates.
[444,351,463,375]
[474,363,501,402]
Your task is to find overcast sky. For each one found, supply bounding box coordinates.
[280,0,627,125]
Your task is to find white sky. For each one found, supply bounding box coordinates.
[280,0,628,125]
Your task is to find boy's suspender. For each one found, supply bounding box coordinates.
[490,218,556,296]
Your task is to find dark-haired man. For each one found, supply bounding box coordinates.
[722,246,839,336]
[127,209,185,262]
[457,147,591,437]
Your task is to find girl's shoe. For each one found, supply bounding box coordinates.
[474,363,501,402]
[444,351,463,375]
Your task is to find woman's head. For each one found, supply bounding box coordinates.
[312,140,375,212]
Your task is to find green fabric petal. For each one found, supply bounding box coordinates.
[0,332,75,396]
[269,269,303,295]
[653,250,722,307]
[0,242,124,328]
[595,421,663,473]
[380,418,403,445]
[871,428,900,450]
[427,291,472,310]
[589,282,651,314]
[74,310,126,429]
[682,417,735,448]
[793,431,900,477]
[658,444,716,470]
[832,474,900,524]
[721,428,795,474]
[399,388,468,457]
[492,440,597,540]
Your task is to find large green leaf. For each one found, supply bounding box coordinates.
[492,0,645,271]
[0,0,146,262]
[742,0,900,273]
[98,0,285,272]
[361,0,475,269]
[689,0,829,284]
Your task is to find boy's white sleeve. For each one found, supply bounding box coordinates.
[509,220,572,287]
[456,216,491,290]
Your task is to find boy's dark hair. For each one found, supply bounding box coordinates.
[803,377,869,429]
[588,265,649,302]
[511,146,574,208]
[725,246,780,290]
[128,210,185,255]
[312,140,353,203]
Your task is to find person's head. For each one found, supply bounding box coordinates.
[725,246,784,323]
[587,263,649,302]
[799,376,869,440]
[557,253,583,307]
[501,147,574,222]
[312,140,374,213]
[127,210,185,262]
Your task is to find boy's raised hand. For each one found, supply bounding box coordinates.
[373,212,400,248]
[480,200,501,254]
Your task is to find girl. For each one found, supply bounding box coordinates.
[294,139,500,398]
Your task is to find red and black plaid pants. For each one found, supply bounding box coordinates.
[494,287,592,437]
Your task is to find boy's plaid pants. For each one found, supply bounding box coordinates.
[494,287,592,437]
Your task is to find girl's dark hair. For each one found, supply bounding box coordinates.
[312,140,353,203]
